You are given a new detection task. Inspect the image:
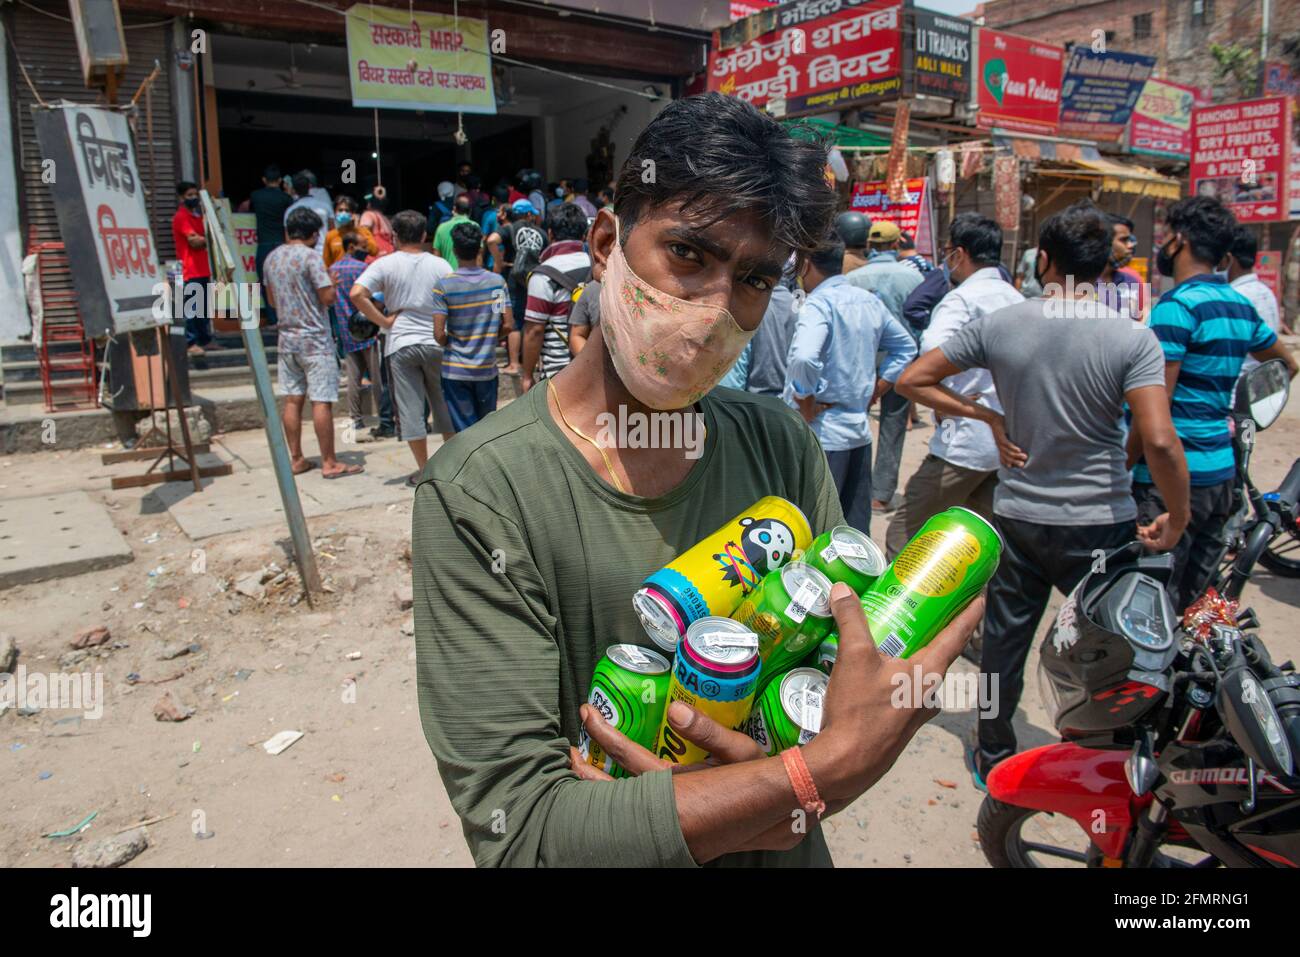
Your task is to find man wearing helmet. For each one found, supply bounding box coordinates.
[835,211,870,273]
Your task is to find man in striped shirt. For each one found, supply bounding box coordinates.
[1129,196,1297,611]
[521,203,591,391]
[432,222,511,432]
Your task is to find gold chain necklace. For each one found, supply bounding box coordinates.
[550,382,628,494]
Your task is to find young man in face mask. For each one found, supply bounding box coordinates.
[1130,196,1298,612]
[324,196,376,269]
[898,201,1190,786]
[171,181,211,356]
[412,94,982,868]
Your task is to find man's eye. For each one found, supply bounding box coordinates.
[744,275,773,292]
[668,242,700,262]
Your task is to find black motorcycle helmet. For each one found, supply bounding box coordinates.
[834,211,869,249]
[517,168,543,192]
[1038,542,1181,747]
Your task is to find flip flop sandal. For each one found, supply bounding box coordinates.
[291,460,318,475]
[322,465,364,480]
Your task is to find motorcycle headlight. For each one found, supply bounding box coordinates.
[1243,673,1294,774]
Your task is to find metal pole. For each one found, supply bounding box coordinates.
[240,320,322,598]
[1261,0,1271,62]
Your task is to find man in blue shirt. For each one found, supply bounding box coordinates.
[784,236,916,531]
[1130,196,1297,611]
[845,220,925,513]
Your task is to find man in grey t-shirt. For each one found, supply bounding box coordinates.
[897,202,1191,785]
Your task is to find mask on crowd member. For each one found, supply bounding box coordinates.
[555,186,566,198]
[1155,237,1181,278]
[184,196,201,211]
[598,220,755,410]
[336,211,352,227]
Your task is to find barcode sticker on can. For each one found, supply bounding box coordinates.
[800,689,824,733]
[878,632,906,658]
[822,540,870,563]
[698,631,759,649]
[787,580,824,623]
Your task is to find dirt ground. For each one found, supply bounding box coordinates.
[3,395,1300,868]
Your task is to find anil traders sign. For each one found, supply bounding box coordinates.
[974,28,1064,136]
[907,10,971,100]
[708,0,903,115]
[1191,96,1293,224]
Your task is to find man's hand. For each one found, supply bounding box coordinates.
[794,393,832,424]
[1137,511,1186,551]
[571,700,808,852]
[988,414,1027,469]
[801,583,984,804]
[869,379,891,408]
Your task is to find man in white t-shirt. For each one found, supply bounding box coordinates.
[350,210,455,485]
[885,213,1024,559]
[1226,225,1283,372]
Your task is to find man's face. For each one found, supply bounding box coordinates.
[182,188,199,205]
[458,164,471,180]
[589,202,789,332]
[943,243,974,284]
[1111,224,1135,267]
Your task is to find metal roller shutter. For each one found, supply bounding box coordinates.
[8,0,180,260]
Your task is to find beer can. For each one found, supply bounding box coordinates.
[655,617,761,766]
[745,667,828,756]
[633,496,813,653]
[861,506,1002,658]
[813,634,837,675]
[732,561,834,683]
[802,525,886,595]
[578,644,672,779]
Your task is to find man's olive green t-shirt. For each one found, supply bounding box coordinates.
[412,381,844,867]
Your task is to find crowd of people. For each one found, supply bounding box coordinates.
[170,162,614,486]
[171,93,1298,866]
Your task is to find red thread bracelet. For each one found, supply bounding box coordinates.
[781,746,826,820]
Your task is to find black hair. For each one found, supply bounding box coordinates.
[392,209,427,246]
[176,180,198,196]
[614,93,835,258]
[547,202,589,243]
[1228,224,1258,269]
[573,177,589,193]
[451,222,483,262]
[465,174,481,190]
[341,231,364,254]
[453,195,472,216]
[807,236,845,276]
[285,207,322,241]
[949,213,1003,266]
[335,195,360,213]
[1105,212,1135,233]
[492,183,510,204]
[292,173,313,197]
[1165,196,1238,267]
[365,193,385,211]
[1038,201,1112,284]
[263,165,282,182]
[898,231,916,249]
[598,187,615,204]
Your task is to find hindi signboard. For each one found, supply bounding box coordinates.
[1128,78,1198,160]
[974,28,1064,135]
[907,10,971,101]
[708,0,903,115]
[33,104,164,338]
[345,3,495,114]
[1058,47,1155,142]
[849,177,933,255]
[1191,96,1293,224]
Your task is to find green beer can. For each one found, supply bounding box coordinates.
[802,525,886,595]
[732,560,834,684]
[745,667,828,756]
[861,507,1002,659]
[813,634,837,675]
[579,643,672,778]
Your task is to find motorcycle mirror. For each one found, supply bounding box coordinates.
[1216,663,1296,779]
[1234,358,1290,430]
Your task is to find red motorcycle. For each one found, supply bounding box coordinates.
[979,360,1300,868]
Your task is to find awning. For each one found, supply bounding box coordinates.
[996,136,1181,200]
[785,117,890,150]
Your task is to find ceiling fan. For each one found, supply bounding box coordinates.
[258,43,339,93]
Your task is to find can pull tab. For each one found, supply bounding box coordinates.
[623,646,651,666]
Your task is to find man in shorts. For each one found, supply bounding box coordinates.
[263,207,363,479]
[350,209,456,485]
